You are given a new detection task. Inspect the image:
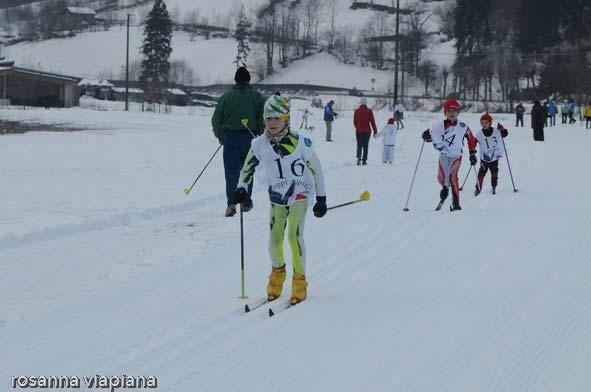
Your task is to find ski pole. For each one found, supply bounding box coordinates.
[473,164,480,192]
[327,191,371,211]
[183,144,222,195]
[500,137,518,192]
[240,119,257,138]
[403,140,425,212]
[239,205,248,299]
[459,167,471,191]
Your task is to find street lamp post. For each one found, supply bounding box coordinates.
[393,0,400,107]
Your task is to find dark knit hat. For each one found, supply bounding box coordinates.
[234,66,251,83]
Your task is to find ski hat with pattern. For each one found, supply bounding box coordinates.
[443,99,461,113]
[263,95,290,142]
[264,94,290,122]
[480,112,493,124]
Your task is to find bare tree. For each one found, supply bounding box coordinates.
[325,0,339,54]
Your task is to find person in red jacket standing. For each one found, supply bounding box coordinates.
[353,98,377,165]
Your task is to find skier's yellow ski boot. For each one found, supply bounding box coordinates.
[290,273,308,305]
[267,265,286,301]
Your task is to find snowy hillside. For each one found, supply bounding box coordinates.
[2,0,455,89]
[1,101,591,391]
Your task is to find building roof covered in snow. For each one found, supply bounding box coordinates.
[112,87,144,94]
[167,88,187,96]
[66,7,96,15]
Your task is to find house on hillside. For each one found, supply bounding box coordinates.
[0,62,81,107]
[78,79,114,100]
[166,88,188,106]
[64,7,96,27]
[111,87,144,102]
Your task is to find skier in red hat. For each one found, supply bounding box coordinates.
[422,99,477,211]
[473,112,509,195]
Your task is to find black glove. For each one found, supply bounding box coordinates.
[469,151,478,166]
[421,129,432,142]
[313,196,327,218]
[234,187,248,203]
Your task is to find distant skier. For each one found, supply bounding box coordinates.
[515,102,525,127]
[235,95,327,305]
[299,108,313,131]
[374,117,400,164]
[473,112,509,195]
[421,99,477,211]
[394,101,405,129]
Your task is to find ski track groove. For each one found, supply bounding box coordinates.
[415,215,591,392]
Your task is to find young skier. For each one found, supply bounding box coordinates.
[473,112,509,195]
[421,99,477,211]
[374,117,399,164]
[299,108,314,131]
[235,95,327,305]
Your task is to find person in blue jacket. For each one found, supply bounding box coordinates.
[324,100,338,142]
[547,101,558,126]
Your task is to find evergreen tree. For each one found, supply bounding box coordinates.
[233,6,251,69]
[514,0,560,55]
[140,0,173,98]
[453,0,491,56]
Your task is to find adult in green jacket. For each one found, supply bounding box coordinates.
[211,66,265,217]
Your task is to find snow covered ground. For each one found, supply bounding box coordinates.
[1,101,591,391]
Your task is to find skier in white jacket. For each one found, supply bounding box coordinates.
[374,117,400,163]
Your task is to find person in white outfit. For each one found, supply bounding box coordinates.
[374,117,399,164]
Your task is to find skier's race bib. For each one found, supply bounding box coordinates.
[430,120,470,158]
[475,128,505,162]
[251,133,315,206]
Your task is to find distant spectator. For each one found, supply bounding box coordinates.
[394,101,405,129]
[324,100,338,141]
[584,100,591,130]
[515,102,525,127]
[568,98,577,124]
[531,100,546,141]
[547,101,557,126]
[560,100,569,124]
[353,98,377,165]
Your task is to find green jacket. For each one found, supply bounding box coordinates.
[211,84,265,141]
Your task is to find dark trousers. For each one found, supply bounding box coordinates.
[223,130,253,205]
[356,132,371,162]
[478,160,499,188]
[533,127,544,141]
[516,114,524,127]
[569,112,576,124]
[586,117,591,129]
[549,115,556,126]
[562,113,568,124]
